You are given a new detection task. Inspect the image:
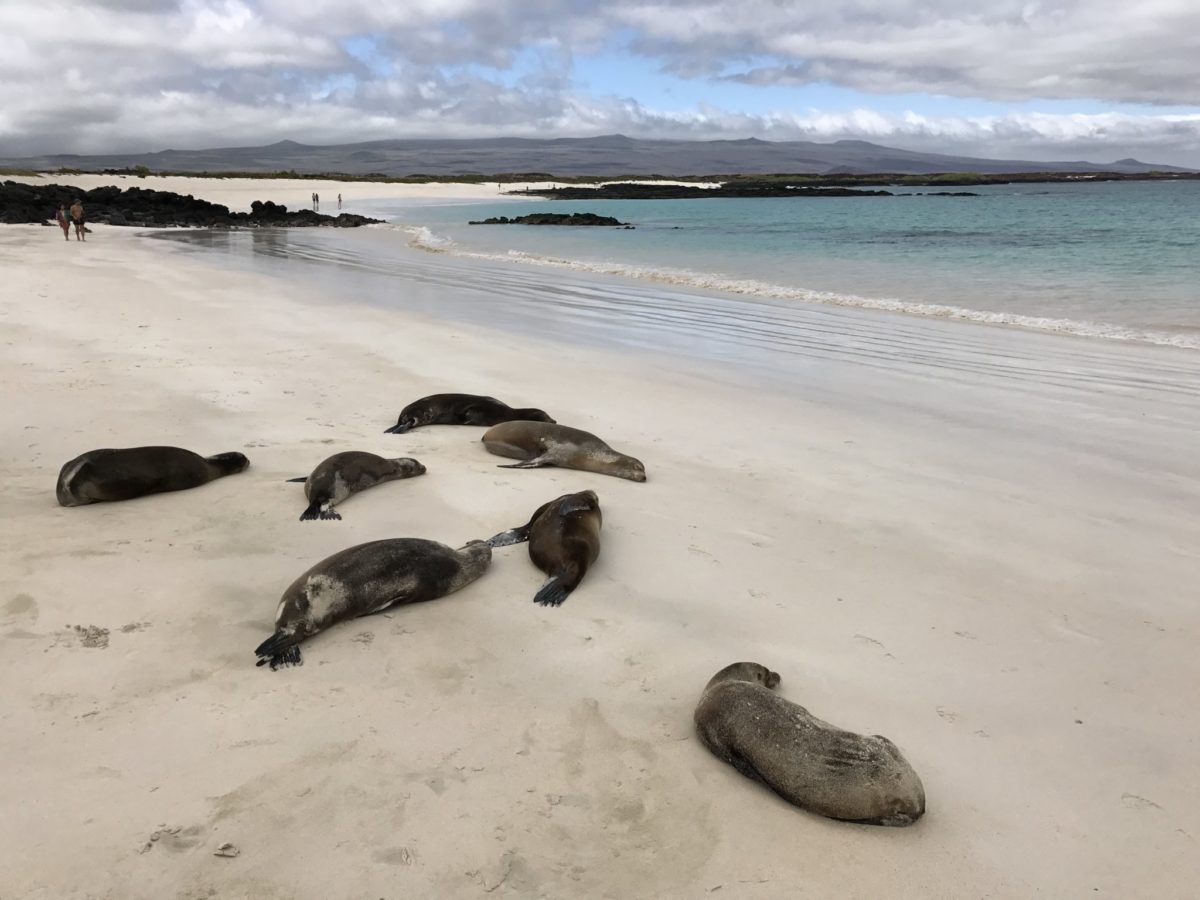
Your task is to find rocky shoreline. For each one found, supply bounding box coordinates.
[0,181,381,228]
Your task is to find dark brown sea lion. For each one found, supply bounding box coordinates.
[56,446,249,506]
[385,393,555,434]
[481,422,646,482]
[694,662,926,826]
[286,451,426,521]
[255,538,492,670]
[487,490,602,607]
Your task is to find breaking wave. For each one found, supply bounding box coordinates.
[393,223,1198,350]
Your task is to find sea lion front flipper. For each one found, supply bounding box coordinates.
[487,525,532,547]
[497,455,551,470]
[254,633,304,670]
[532,576,570,607]
[299,499,341,521]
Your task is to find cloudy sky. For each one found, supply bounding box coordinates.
[2,0,1199,165]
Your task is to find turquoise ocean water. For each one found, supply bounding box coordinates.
[356,180,1199,349]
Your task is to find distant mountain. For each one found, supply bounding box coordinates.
[1,135,1192,176]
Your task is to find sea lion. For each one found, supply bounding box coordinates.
[254,538,492,670]
[56,446,249,506]
[487,490,602,607]
[286,451,426,521]
[481,422,646,482]
[385,393,555,434]
[694,662,926,826]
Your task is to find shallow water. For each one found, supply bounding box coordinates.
[354,181,1200,349]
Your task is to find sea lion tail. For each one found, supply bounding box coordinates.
[254,633,304,670]
[285,476,307,483]
[299,501,341,521]
[533,576,570,608]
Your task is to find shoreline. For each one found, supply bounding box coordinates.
[7,172,1197,351]
[2,222,1198,897]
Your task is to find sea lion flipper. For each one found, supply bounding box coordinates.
[254,633,303,670]
[497,456,550,469]
[299,500,325,521]
[285,476,308,483]
[487,525,531,547]
[532,576,570,607]
[318,508,342,521]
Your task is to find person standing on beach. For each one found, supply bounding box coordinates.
[55,204,70,240]
[69,199,86,241]
[314,192,320,211]
[337,192,342,209]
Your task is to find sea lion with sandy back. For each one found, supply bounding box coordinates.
[286,451,426,521]
[488,490,602,607]
[255,538,492,669]
[56,446,249,506]
[481,421,646,482]
[694,662,926,826]
[385,393,555,434]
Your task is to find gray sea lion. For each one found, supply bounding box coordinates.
[694,662,926,826]
[56,446,249,507]
[385,393,555,434]
[254,538,492,670]
[286,451,426,521]
[487,490,602,607]
[481,422,646,482]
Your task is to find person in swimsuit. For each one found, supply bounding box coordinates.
[69,199,86,241]
[55,204,70,240]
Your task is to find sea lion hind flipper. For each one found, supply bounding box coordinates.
[533,576,570,607]
[487,525,532,547]
[285,476,308,483]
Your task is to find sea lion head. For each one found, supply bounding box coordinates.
[206,451,250,475]
[704,661,781,692]
[385,395,446,433]
[613,455,647,482]
[512,407,556,424]
[389,457,427,477]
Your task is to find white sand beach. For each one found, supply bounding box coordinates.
[2,183,1198,899]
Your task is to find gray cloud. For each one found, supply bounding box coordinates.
[0,1,1198,165]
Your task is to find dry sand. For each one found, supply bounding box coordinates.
[1,210,1198,900]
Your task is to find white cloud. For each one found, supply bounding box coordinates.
[0,1,1198,165]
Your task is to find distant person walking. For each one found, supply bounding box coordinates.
[55,204,70,240]
[69,199,86,241]
[337,193,342,209]
[314,192,320,212]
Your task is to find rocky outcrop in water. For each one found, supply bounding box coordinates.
[469,212,630,226]
[0,181,381,227]
[517,183,896,200]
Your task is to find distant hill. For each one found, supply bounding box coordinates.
[1,135,1193,177]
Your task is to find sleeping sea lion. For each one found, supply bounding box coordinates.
[487,490,602,607]
[385,393,555,434]
[286,451,426,521]
[56,446,249,506]
[481,422,646,482]
[694,662,926,826]
[254,538,492,670]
